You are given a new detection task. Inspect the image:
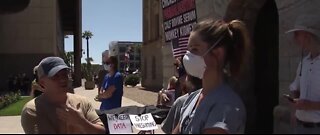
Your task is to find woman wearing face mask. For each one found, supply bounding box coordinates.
[97,56,124,111]
[172,19,251,134]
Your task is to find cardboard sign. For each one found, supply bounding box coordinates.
[129,113,158,131]
[107,114,133,134]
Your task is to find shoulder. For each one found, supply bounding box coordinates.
[188,89,201,99]
[182,89,201,107]
[114,72,123,78]
[172,94,190,108]
[67,93,90,103]
[208,84,246,113]
[22,98,37,116]
[175,93,189,103]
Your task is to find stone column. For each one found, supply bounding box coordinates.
[73,0,82,87]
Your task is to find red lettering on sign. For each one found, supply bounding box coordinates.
[113,123,127,130]
[163,0,195,20]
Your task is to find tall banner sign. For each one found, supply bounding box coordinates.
[162,0,198,58]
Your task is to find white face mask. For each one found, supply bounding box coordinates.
[183,35,225,79]
[103,64,110,71]
[183,51,206,79]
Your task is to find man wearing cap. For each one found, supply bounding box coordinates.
[21,57,106,134]
[30,65,43,98]
[287,15,320,134]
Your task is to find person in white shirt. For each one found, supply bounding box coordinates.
[287,15,320,134]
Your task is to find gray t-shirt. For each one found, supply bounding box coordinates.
[161,93,191,134]
[179,83,246,134]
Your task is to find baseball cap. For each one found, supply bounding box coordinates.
[286,15,320,38]
[37,57,70,78]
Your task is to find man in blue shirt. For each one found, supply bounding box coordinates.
[97,56,123,111]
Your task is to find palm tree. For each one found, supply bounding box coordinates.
[82,31,93,64]
[85,57,94,63]
[66,51,74,68]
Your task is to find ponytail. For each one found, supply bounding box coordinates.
[226,20,252,79]
[192,19,252,80]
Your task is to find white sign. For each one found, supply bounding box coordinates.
[129,113,158,131]
[107,114,133,134]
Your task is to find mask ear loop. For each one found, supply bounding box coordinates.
[202,33,226,57]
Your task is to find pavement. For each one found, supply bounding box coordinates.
[0,85,164,134]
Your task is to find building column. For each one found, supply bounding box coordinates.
[73,0,82,87]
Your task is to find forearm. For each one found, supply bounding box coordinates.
[310,101,320,110]
[101,86,116,97]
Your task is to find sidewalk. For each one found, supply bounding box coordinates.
[0,86,163,134]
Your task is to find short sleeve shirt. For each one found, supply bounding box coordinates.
[179,83,246,134]
[21,93,102,134]
[161,93,190,133]
[100,72,123,111]
[289,54,320,122]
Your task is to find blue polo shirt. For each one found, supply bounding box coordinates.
[100,72,123,111]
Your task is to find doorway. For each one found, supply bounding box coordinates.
[253,0,279,133]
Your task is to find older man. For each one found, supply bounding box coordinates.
[287,15,320,134]
[21,57,105,134]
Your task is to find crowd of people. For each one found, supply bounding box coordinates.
[19,15,320,134]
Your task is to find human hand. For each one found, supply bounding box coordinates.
[161,92,170,102]
[292,99,315,110]
[97,92,111,99]
[56,102,86,129]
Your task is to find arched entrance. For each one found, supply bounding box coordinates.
[253,0,279,133]
[225,0,279,133]
[0,0,30,14]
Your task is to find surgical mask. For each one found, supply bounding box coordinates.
[103,64,110,71]
[183,35,224,79]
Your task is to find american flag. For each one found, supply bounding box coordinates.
[172,36,189,58]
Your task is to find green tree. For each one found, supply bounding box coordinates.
[85,57,94,63]
[82,31,93,64]
[64,51,74,67]
[82,31,94,83]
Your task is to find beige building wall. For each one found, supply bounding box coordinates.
[0,0,64,90]
[141,0,165,90]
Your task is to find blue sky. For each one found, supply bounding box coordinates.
[64,0,142,64]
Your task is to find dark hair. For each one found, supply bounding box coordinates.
[109,56,118,71]
[192,19,252,79]
[188,75,202,91]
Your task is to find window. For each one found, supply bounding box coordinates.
[120,63,125,70]
[154,14,159,40]
[119,47,126,53]
[152,56,156,80]
[135,62,141,69]
[120,55,125,61]
[130,54,134,60]
[144,57,147,79]
[135,56,141,60]
[130,62,135,69]
[136,64,140,70]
